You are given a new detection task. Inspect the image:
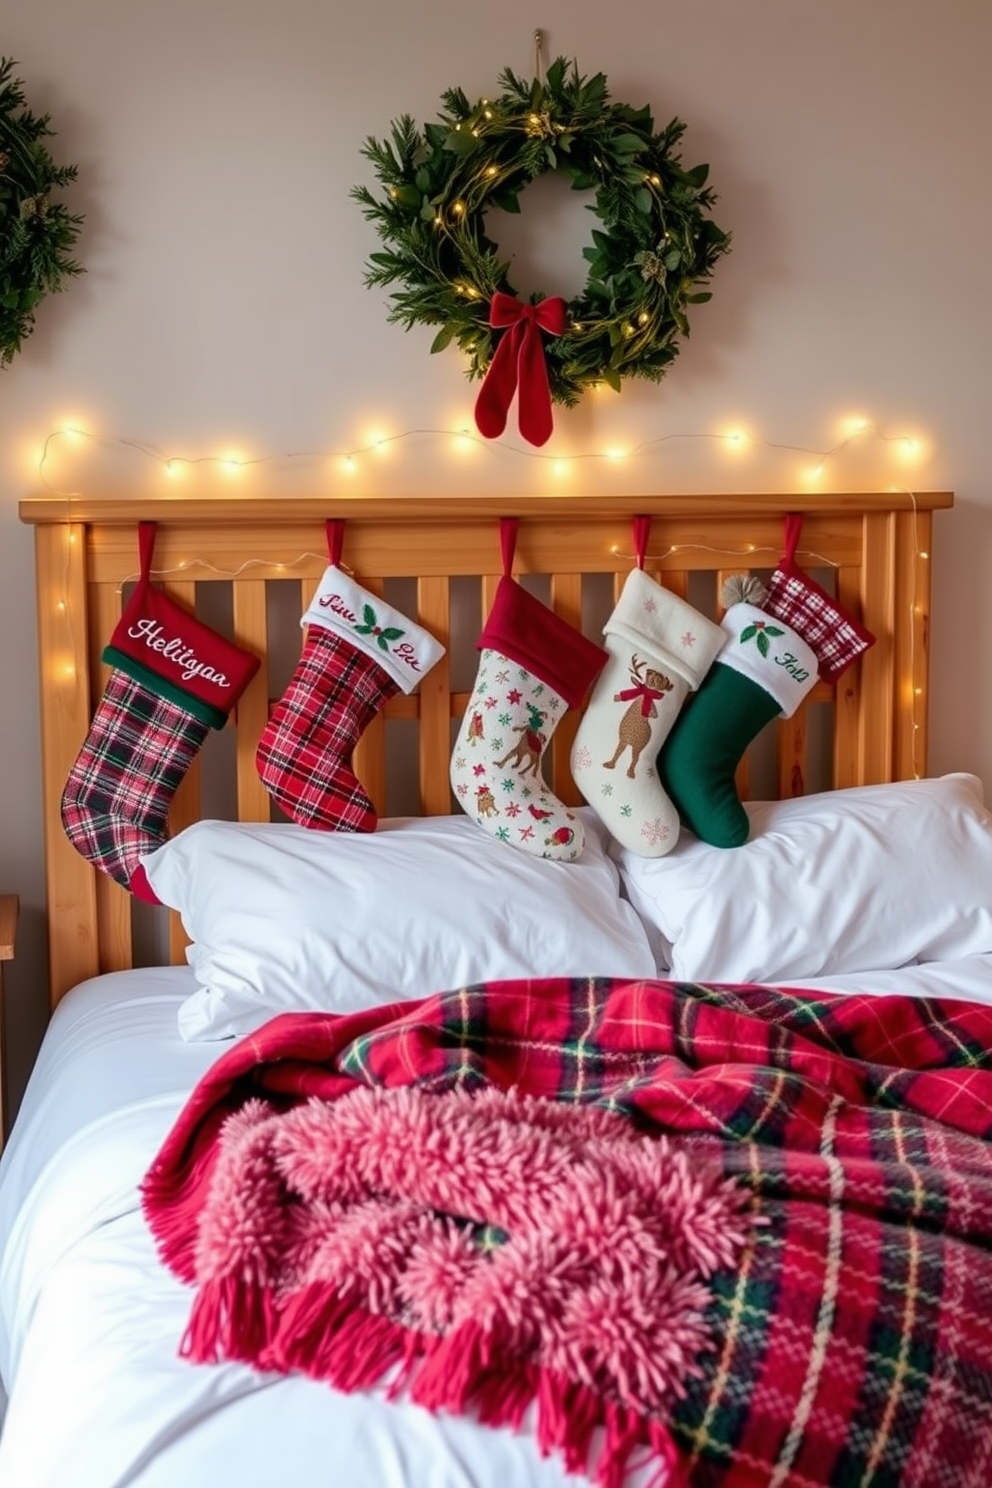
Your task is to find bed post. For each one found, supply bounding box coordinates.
[34,519,100,1006]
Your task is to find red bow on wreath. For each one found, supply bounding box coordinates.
[474,292,567,448]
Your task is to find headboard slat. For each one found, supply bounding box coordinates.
[859,513,898,783]
[550,572,584,806]
[777,711,808,800]
[893,510,931,782]
[35,523,100,998]
[416,576,452,816]
[352,577,388,816]
[232,579,272,824]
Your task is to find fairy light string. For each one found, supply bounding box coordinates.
[37,419,930,775]
[36,416,925,492]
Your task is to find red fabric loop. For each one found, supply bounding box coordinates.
[499,517,518,577]
[325,519,345,568]
[632,515,651,570]
[474,293,567,448]
[783,512,803,565]
[138,521,157,580]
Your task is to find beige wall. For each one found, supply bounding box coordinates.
[2,0,990,1111]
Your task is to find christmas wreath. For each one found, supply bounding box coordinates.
[0,58,84,368]
[352,57,730,444]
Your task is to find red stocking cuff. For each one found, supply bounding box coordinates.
[108,579,259,723]
[480,577,606,708]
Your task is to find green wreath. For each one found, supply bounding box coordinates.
[352,57,730,409]
[0,58,84,368]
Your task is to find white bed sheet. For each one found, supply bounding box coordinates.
[3,956,992,1488]
[0,969,598,1488]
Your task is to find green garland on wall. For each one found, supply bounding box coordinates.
[352,57,730,407]
[0,57,84,368]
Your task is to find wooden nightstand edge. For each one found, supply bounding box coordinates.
[0,895,19,961]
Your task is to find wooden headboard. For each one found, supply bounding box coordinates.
[20,490,952,1009]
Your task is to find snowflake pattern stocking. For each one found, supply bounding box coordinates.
[450,577,606,861]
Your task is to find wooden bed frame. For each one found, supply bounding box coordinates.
[20,490,952,1011]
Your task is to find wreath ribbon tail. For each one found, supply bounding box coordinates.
[474,322,524,441]
[516,320,555,448]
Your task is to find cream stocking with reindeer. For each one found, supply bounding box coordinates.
[570,569,724,857]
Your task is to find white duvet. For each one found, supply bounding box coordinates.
[3,958,992,1487]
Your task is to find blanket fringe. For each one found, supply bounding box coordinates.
[410,1320,489,1412]
[184,1278,684,1487]
[180,1274,274,1365]
[267,1282,408,1392]
[596,1402,653,1488]
[141,1133,225,1285]
[647,1419,688,1488]
[537,1375,603,1475]
[472,1360,540,1432]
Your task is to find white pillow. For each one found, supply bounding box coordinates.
[612,774,992,984]
[140,810,656,1041]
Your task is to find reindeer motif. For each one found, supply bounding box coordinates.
[466,711,485,745]
[603,653,674,779]
[476,784,498,818]
[495,702,547,780]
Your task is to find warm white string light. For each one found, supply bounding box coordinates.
[34,417,928,495]
[114,550,347,596]
[611,541,839,569]
[39,421,932,779]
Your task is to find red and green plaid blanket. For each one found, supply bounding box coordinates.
[143,976,992,1487]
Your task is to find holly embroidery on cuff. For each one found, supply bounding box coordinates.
[739,619,784,659]
[355,603,405,652]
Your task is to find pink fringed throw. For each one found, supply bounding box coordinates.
[145,977,992,1487]
[176,1082,749,1487]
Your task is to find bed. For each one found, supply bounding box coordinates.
[8,487,992,1488]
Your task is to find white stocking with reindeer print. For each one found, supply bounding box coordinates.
[570,568,725,857]
[450,576,606,861]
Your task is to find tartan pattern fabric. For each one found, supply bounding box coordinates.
[765,565,873,682]
[145,976,992,1488]
[255,626,398,831]
[61,669,209,888]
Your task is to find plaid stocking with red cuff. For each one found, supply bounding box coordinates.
[61,523,259,902]
[256,563,445,831]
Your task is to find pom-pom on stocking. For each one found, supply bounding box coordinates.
[61,523,259,903]
[450,574,606,862]
[659,579,819,848]
[570,569,724,856]
[256,563,444,831]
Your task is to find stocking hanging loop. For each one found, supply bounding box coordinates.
[325,519,345,568]
[782,512,803,566]
[632,515,651,570]
[137,521,157,580]
[499,517,519,577]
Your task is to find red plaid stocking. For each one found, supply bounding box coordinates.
[256,558,444,831]
[61,524,259,902]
